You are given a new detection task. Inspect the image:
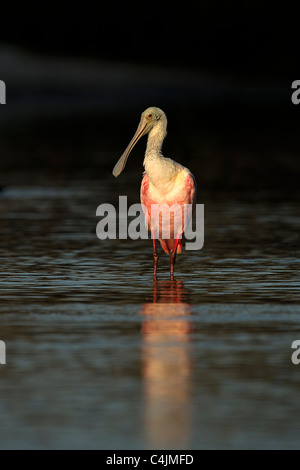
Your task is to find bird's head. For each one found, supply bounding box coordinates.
[141,106,165,124]
[112,106,166,177]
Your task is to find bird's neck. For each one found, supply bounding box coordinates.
[144,119,167,165]
[143,118,180,190]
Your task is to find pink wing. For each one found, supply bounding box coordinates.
[140,172,197,254]
[184,172,197,208]
[140,173,150,228]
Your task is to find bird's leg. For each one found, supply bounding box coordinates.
[152,231,159,280]
[170,235,181,281]
[170,251,176,281]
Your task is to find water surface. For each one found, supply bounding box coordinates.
[0,171,299,449]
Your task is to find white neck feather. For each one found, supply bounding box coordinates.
[143,116,182,191]
[144,116,167,163]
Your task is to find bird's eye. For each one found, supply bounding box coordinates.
[148,114,152,118]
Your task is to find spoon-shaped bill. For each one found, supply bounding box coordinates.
[112,118,150,177]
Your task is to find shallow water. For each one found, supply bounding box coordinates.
[0,171,300,449]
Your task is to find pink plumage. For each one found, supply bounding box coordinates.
[140,172,196,254]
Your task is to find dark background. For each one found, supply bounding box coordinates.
[0,4,296,79]
[0,4,298,194]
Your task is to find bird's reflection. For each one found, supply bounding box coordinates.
[141,280,193,449]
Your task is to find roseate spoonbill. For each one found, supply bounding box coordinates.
[112,106,196,280]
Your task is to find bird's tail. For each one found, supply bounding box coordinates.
[159,238,183,255]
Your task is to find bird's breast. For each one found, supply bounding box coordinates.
[142,167,191,205]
